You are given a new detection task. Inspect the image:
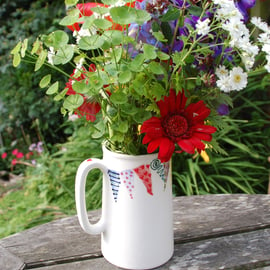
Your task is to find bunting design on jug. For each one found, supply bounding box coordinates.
[133,164,153,196]
[108,169,121,202]
[150,159,170,188]
[100,158,170,202]
[120,170,135,199]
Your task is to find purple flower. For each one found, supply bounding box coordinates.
[36,142,44,153]
[235,0,256,22]
[170,0,188,8]
[29,143,36,152]
[217,104,230,116]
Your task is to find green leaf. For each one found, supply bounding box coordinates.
[152,31,167,43]
[72,81,89,94]
[111,132,125,143]
[104,63,119,77]
[148,62,165,75]
[59,13,80,26]
[188,5,203,16]
[110,6,136,25]
[113,47,122,63]
[43,30,69,49]
[79,35,104,50]
[151,82,166,101]
[39,74,51,88]
[81,16,95,29]
[161,22,173,44]
[63,94,84,110]
[31,39,41,55]
[134,9,151,25]
[157,51,170,60]
[133,110,152,123]
[89,75,104,91]
[103,30,124,46]
[90,6,110,15]
[110,91,128,104]
[161,6,180,22]
[46,81,59,95]
[92,120,106,138]
[172,51,185,66]
[118,70,132,84]
[121,103,139,115]
[129,54,145,71]
[132,73,146,95]
[143,44,157,60]
[12,53,21,67]
[94,18,112,30]
[35,50,47,71]
[11,41,21,55]
[65,0,79,7]
[54,44,74,65]
[102,0,121,5]
[54,89,68,101]
[112,121,129,133]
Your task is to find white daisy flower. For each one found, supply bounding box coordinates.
[251,17,269,33]
[216,75,232,93]
[215,65,228,78]
[258,33,270,44]
[241,52,255,71]
[229,67,248,91]
[262,44,270,54]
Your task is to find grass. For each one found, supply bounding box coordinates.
[0,184,59,238]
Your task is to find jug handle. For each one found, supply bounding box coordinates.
[75,158,106,235]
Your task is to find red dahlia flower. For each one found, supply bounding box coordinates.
[141,89,217,162]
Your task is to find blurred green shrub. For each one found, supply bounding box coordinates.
[0,0,70,171]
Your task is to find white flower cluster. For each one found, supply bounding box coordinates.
[251,17,270,73]
[216,66,248,92]
[214,0,259,71]
[196,18,211,36]
[212,0,270,93]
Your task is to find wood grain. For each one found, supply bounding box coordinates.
[1,194,270,269]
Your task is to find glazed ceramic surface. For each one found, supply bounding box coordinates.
[75,145,173,269]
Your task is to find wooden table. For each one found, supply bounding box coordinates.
[1,194,270,270]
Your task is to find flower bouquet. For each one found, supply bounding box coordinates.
[11,0,270,163]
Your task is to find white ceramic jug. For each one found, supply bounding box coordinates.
[75,145,174,269]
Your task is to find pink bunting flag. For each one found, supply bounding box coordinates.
[133,164,153,196]
[120,170,135,199]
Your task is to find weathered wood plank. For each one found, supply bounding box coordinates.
[33,229,270,270]
[0,245,24,270]
[173,194,270,242]
[0,195,270,268]
[0,209,102,266]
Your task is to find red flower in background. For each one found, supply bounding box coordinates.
[67,1,145,32]
[141,90,217,162]
[67,2,123,32]
[65,64,101,122]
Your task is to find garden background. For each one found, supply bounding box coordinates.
[0,0,270,238]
